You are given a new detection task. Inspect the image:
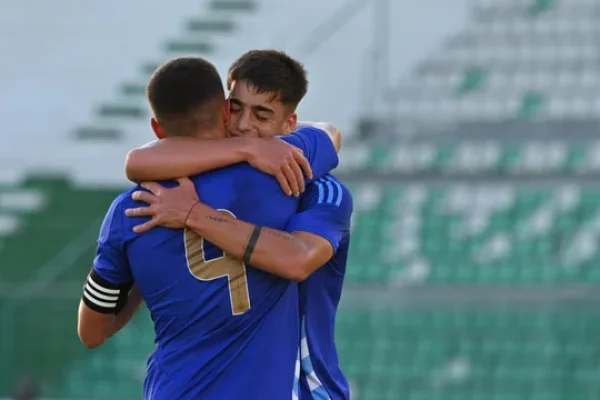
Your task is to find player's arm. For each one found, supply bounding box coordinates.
[126,137,276,181]
[183,183,352,281]
[77,197,139,348]
[125,123,339,194]
[184,204,327,281]
[78,276,141,348]
[126,137,310,197]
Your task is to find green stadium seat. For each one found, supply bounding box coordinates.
[527,0,557,16]
[457,67,486,96]
[338,141,600,174]
[60,309,154,399]
[517,91,546,120]
[344,183,600,286]
[336,307,600,400]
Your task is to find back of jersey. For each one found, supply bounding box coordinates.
[122,164,300,399]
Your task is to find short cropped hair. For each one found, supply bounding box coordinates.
[227,50,308,111]
[147,57,225,136]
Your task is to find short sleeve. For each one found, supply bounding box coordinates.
[92,195,133,285]
[279,127,339,180]
[285,176,353,252]
[83,194,134,314]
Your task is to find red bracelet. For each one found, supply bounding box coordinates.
[184,200,202,227]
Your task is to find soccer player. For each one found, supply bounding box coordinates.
[76,57,340,399]
[125,50,353,399]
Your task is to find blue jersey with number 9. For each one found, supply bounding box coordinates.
[92,128,338,400]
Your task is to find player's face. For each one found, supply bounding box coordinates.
[228,80,297,138]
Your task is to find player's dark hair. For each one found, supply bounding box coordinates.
[147,57,225,137]
[227,50,308,111]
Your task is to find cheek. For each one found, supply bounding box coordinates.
[257,121,285,138]
[227,115,242,134]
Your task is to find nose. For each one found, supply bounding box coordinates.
[237,112,252,132]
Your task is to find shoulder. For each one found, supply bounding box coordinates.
[279,127,328,149]
[286,126,326,138]
[303,175,353,210]
[190,165,293,210]
[191,163,266,182]
[98,188,136,243]
[191,164,280,195]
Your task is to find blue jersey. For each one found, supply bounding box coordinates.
[286,175,353,400]
[88,128,338,400]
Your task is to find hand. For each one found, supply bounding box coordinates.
[125,178,200,233]
[245,138,313,197]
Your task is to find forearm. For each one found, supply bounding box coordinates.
[78,289,142,347]
[108,285,143,338]
[125,137,253,181]
[186,203,308,280]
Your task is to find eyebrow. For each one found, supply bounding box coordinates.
[230,97,275,115]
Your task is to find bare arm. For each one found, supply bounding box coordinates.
[125,137,311,197]
[185,203,333,281]
[126,137,252,182]
[108,284,143,337]
[77,275,142,348]
[125,179,348,280]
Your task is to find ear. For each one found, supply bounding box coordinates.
[151,118,166,139]
[284,112,298,134]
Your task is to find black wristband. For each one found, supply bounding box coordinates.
[242,226,262,265]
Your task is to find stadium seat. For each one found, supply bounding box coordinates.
[346,183,600,285]
[336,307,600,400]
[60,309,154,399]
[338,141,595,174]
[390,0,600,122]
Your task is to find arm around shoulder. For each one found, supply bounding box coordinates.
[125,137,254,182]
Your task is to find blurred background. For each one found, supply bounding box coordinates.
[2,0,600,399]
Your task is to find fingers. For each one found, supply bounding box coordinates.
[293,150,313,180]
[288,160,305,194]
[275,171,293,197]
[131,190,157,204]
[282,163,300,197]
[125,205,160,233]
[140,181,163,195]
[125,207,155,218]
[176,177,193,188]
[132,217,160,234]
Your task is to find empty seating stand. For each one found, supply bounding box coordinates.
[337,306,600,400]
[347,183,600,285]
[338,140,599,174]
[390,0,600,122]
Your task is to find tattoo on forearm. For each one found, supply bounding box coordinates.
[206,215,232,224]
[264,229,296,242]
[243,226,262,265]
